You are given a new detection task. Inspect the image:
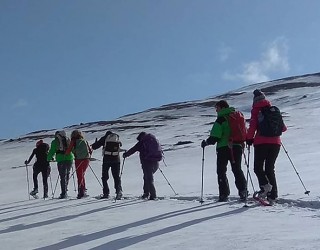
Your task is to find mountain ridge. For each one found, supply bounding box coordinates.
[3,71,320,144]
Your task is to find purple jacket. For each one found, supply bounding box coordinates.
[125,140,147,164]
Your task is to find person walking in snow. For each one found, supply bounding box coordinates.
[123,132,162,200]
[25,140,50,198]
[47,130,74,199]
[65,130,92,199]
[201,100,247,202]
[246,89,287,204]
[91,131,123,199]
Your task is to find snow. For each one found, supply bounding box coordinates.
[1,74,320,250]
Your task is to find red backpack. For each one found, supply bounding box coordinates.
[227,111,247,144]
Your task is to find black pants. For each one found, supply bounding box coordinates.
[57,161,72,196]
[33,163,50,195]
[141,161,159,198]
[253,144,280,199]
[216,145,247,198]
[102,160,122,196]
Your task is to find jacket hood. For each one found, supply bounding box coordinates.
[217,107,235,117]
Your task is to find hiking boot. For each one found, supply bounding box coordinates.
[43,193,48,199]
[98,194,109,199]
[239,190,248,201]
[267,197,276,205]
[141,193,149,199]
[149,196,157,200]
[257,183,273,199]
[30,189,38,196]
[77,193,84,199]
[116,191,123,200]
[58,193,67,199]
[218,195,229,202]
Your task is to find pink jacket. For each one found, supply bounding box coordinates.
[247,99,287,146]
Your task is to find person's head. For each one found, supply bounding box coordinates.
[36,140,43,147]
[105,131,112,137]
[215,100,229,112]
[253,89,266,104]
[137,132,147,141]
[71,129,83,139]
[55,130,66,138]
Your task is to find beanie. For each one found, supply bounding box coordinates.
[253,89,266,104]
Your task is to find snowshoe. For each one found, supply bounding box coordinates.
[253,191,272,206]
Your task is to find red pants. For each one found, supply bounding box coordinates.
[75,159,89,192]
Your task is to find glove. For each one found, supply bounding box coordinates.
[123,152,128,158]
[24,160,29,165]
[246,139,254,146]
[201,140,207,148]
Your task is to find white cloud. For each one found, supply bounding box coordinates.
[223,37,290,84]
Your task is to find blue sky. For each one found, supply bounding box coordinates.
[1,1,320,139]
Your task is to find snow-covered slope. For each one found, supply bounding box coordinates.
[1,73,320,249]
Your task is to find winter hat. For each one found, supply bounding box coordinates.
[36,140,43,147]
[253,89,266,104]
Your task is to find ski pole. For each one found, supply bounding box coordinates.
[48,167,54,197]
[200,147,205,204]
[243,147,249,207]
[243,146,256,193]
[242,145,253,207]
[281,143,310,195]
[89,164,103,188]
[25,163,31,200]
[52,175,60,198]
[158,167,177,196]
[120,157,125,178]
[71,165,77,193]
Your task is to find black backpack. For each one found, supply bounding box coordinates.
[258,106,284,137]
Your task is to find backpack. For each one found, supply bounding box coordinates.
[55,131,70,153]
[227,111,247,144]
[141,134,163,162]
[74,139,91,159]
[103,133,120,156]
[258,106,284,137]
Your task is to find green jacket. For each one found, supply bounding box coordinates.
[47,138,74,163]
[209,107,234,149]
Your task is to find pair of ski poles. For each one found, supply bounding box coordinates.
[199,146,255,205]
[52,160,103,198]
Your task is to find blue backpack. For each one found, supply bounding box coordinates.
[142,134,163,161]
